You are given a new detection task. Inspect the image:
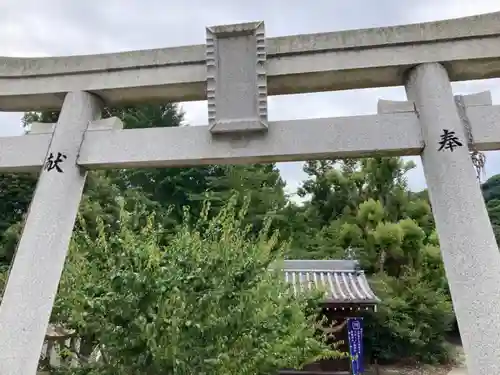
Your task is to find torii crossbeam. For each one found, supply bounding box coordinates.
[1,12,500,375]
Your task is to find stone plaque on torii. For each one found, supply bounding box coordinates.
[1,12,500,375]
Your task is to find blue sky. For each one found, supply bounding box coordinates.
[0,0,499,199]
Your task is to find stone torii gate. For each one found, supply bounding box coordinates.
[0,12,500,375]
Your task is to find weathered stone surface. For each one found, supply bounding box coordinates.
[0,92,103,375]
[0,12,499,110]
[406,63,500,375]
[206,21,268,134]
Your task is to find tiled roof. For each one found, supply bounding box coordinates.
[282,260,379,308]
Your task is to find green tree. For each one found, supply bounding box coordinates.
[50,198,340,374]
[2,103,288,292]
[21,104,287,232]
[291,157,453,363]
[2,104,191,291]
[23,104,208,228]
[365,270,454,364]
[0,173,36,267]
[197,163,287,234]
[482,174,500,245]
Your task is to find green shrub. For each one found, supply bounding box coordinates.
[51,197,340,375]
[364,270,454,364]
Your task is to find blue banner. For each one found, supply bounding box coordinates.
[347,317,364,375]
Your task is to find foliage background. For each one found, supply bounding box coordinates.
[1,102,498,371]
[46,198,339,374]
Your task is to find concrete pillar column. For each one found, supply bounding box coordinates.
[0,91,102,375]
[406,63,500,375]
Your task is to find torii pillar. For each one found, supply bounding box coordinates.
[0,92,103,375]
[406,63,500,375]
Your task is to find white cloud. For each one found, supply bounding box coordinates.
[1,0,499,193]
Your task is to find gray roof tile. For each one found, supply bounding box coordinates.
[281,260,380,306]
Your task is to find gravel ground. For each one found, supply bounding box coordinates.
[373,364,454,375]
[373,344,467,375]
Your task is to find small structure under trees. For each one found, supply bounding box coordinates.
[281,260,379,375]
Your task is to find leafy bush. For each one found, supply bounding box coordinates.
[364,270,454,364]
[51,197,340,375]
